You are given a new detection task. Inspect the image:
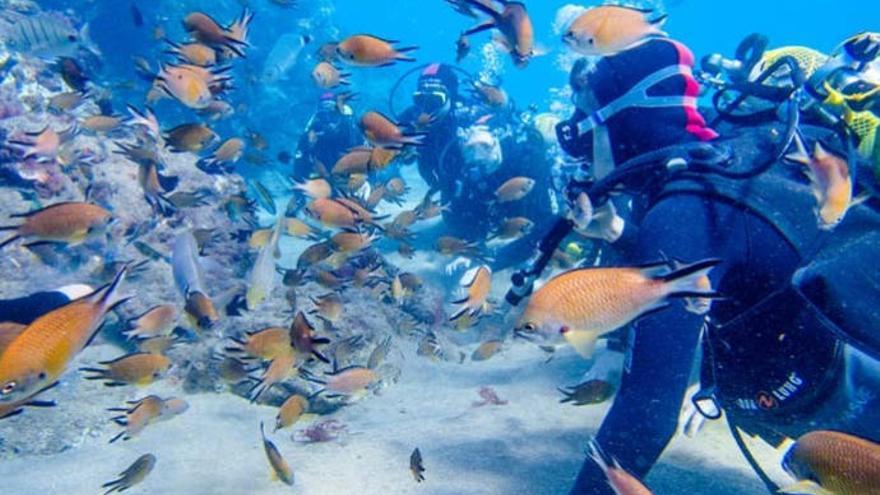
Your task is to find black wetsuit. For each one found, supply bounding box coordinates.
[292,108,360,181]
[402,106,556,270]
[0,291,71,325]
[567,119,880,493]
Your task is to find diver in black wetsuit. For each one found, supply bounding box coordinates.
[399,63,556,271]
[551,30,880,495]
[292,91,361,181]
[0,284,94,325]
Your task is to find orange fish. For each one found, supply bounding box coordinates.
[494,177,535,203]
[307,366,377,396]
[460,0,536,67]
[563,5,666,56]
[360,111,426,149]
[275,394,309,431]
[786,139,860,230]
[8,125,76,161]
[0,322,26,357]
[81,352,171,386]
[164,40,217,67]
[589,441,653,494]
[782,430,880,495]
[184,290,219,331]
[107,395,164,443]
[516,259,720,357]
[260,422,295,485]
[289,312,331,364]
[182,11,248,57]
[451,265,492,320]
[0,202,112,249]
[124,305,178,340]
[336,34,418,67]
[292,178,332,199]
[0,268,129,404]
[225,327,291,361]
[249,350,297,402]
[312,62,350,89]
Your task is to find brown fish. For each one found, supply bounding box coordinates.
[260,422,295,485]
[82,115,123,133]
[491,216,533,240]
[494,177,535,203]
[102,454,157,494]
[184,290,219,331]
[81,352,171,387]
[312,62,350,89]
[471,339,502,361]
[164,40,217,67]
[309,293,343,322]
[471,80,509,107]
[8,125,76,161]
[198,137,244,173]
[360,111,426,149]
[516,260,720,358]
[275,394,309,431]
[461,0,537,67]
[558,380,616,405]
[0,268,128,404]
[451,265,492,320]
[48,91,86,113]
[336,34,418,67]
[308,366,377,395]
[225,327,291,361]
[107,395,165,443]
[249,350,297,402]
[289,312,330,363]
[183,11,247,57]
[297,241,334,269]
[124,305,178,340]
[782,430,880,495]
[435,236,480,257]
[0,322,26,357]
[164,123,218,152]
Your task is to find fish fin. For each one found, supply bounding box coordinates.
[562,329,597,358]
[778,480,834,495]
[463,19,496,37]
[462,0,500,17]
[0,234,20,249]
[157,173,179,193]
[659,258,721,292]
[785,134,812,165]
[108,431,126,444]
[397,45,419,53]
[449,304,471,321]
[650,13,669,27]
[0,408,23,420]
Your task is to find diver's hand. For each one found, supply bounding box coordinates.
[444,256,472,276]
[574,199,625,243]
[680,384,708,438]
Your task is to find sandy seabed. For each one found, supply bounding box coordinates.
[0,339,771,495]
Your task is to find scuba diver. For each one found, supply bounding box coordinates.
[517,23,880,495]
[398,63,557,271]
[292,91,361,181]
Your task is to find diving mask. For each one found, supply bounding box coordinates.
[460,125,502,176]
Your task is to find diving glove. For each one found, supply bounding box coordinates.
[569,192,624,243]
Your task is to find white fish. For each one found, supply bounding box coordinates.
[261,34,311,83]
[247,217,283,310]
[171,231,207,297]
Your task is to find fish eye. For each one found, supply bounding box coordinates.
[588,38,594,45]
[1,381,17,395]
[523,323,536,332]
[68,34,78,42]
[38,372,46,380]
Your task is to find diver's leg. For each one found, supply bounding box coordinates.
[570,194,739,494]
[0,284,93,325]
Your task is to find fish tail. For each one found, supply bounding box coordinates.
[448,304,470,321]
[659,258,722,296]
[87,264,130,309]
[80,367,108,381]
[108,431,125,444]
[0,233,20,249]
